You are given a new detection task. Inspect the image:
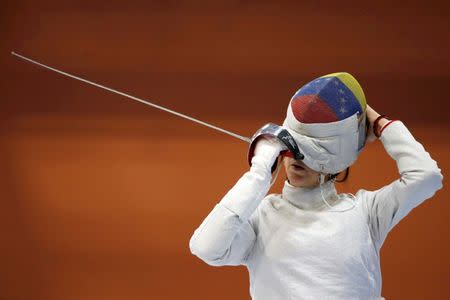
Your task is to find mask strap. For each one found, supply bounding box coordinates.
[318,174,356,212]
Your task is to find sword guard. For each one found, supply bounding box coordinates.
[247,123,304,173]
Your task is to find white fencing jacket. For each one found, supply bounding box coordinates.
[189,121,443,300]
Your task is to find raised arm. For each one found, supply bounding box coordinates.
[189,137,284,266]
[360,108,443,251]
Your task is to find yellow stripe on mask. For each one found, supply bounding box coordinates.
[320,72,367,111]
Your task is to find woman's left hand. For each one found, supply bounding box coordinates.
[365,104,389,143]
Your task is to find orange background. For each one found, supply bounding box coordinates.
[1,1,449,299]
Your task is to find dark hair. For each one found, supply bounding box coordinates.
[329,168,350,183]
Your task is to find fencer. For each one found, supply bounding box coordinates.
[10,53,443,299]
[189,72,444,299]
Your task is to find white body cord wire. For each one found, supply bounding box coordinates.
[319,174,356,212]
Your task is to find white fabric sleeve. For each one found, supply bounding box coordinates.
[360,121,444,251]
[189,153,275,266]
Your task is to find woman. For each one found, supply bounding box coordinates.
[189,72,443,299]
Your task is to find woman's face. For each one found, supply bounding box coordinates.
[282,157,321,188]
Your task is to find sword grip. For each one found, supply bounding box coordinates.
[247,123,304,171]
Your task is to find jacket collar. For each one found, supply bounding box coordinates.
[281,179,338,210]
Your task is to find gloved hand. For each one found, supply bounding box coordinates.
[251,136,286,173]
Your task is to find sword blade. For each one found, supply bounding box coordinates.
[11,51,251,143]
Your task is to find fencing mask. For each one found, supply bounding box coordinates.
[281,72,367,175]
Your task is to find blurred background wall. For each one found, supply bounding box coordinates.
[1,1,449,299]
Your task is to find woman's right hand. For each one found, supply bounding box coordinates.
[252,137,286,173]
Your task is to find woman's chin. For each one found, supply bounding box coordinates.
[287,175,306,187]
[287,171,317,188]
